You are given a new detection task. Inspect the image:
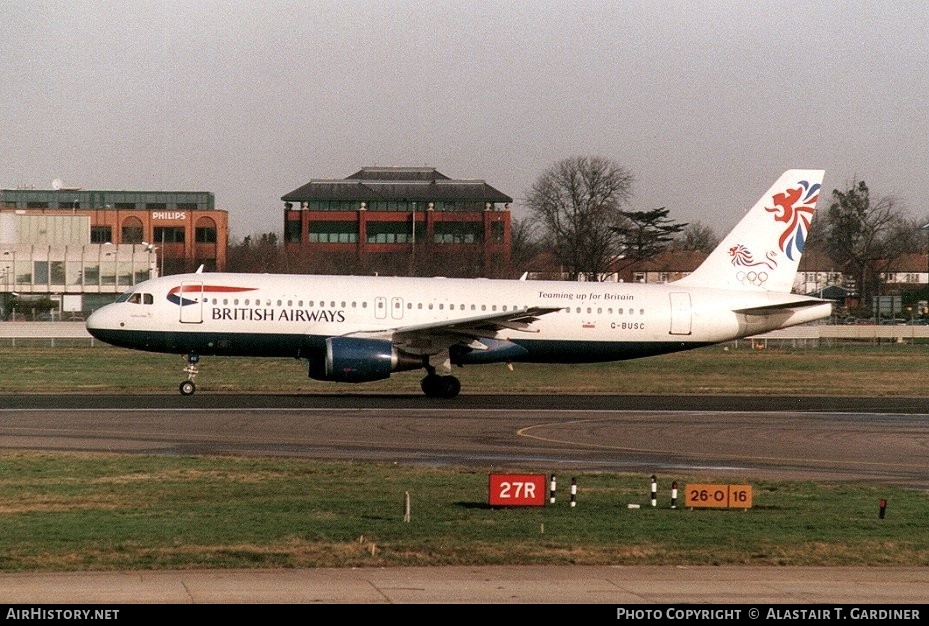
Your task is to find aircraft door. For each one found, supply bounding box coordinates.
[375,297,387,320]
[669,292,692,335]
[178,281,204,324]
[391,297,404,320]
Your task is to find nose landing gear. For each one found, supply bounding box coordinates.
[180,352,200,395]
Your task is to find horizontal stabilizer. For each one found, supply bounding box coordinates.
[733,299,831,315]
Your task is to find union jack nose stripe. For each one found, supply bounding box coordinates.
[167,285,257,306]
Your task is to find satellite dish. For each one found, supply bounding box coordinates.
[51,178,62,190]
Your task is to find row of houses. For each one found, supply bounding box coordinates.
[606,247,929,316]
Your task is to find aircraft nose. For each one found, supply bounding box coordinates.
[85,305,120,338]
[85,308,104,331]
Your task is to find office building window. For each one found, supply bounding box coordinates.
[122,216,144,244]
[154,227,185,243]
[434,222,481,244]
[91,226,112,243]
[286,220,302,243]
[308,221,358,243]
[195,227,216,243]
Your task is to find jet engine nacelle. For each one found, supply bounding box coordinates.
[308,337,424,383]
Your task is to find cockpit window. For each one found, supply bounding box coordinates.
[117,291,153,305]
[114,289,135,303]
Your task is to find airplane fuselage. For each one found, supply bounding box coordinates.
[87,272,830,363]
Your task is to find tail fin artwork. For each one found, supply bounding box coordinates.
[674,169,824,293]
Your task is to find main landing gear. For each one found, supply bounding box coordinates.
[420,366,461,399]
[180,352,199,396]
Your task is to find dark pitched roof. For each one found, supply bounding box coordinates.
[346,167,451,181]
[281,167,512,204]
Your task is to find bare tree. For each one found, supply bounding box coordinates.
[822,180,912,308]
[509,217,543,277]
[227,233,289,273]
[524,156,634,281]
[673,222,719,253]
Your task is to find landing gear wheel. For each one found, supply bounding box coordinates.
[421,373,461,398]
[421,373,441,397]
[180,352,200,396]
[439,375,461,399]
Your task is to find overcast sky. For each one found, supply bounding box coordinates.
[3,1,928,240]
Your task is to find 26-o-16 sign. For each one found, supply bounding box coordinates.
[685,484,753,509]
[488,473,546,506]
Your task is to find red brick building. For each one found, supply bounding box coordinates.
[0,188,228,274]
[281,167,512,277]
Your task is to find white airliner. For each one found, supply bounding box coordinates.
[86,169,831,398]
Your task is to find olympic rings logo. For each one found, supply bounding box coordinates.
[736,271,768,286]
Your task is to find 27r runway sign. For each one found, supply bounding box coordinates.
[488,473,546,506]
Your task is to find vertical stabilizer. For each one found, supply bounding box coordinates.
[674,169,824,293]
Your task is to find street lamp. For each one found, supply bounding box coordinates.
[141,242,159,279]
[921,223,929,317]
[0,267,7,319]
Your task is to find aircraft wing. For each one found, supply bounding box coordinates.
[348,306,563,353]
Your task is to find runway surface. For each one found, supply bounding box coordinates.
[2,392,928,604]
[3,393,929,485]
